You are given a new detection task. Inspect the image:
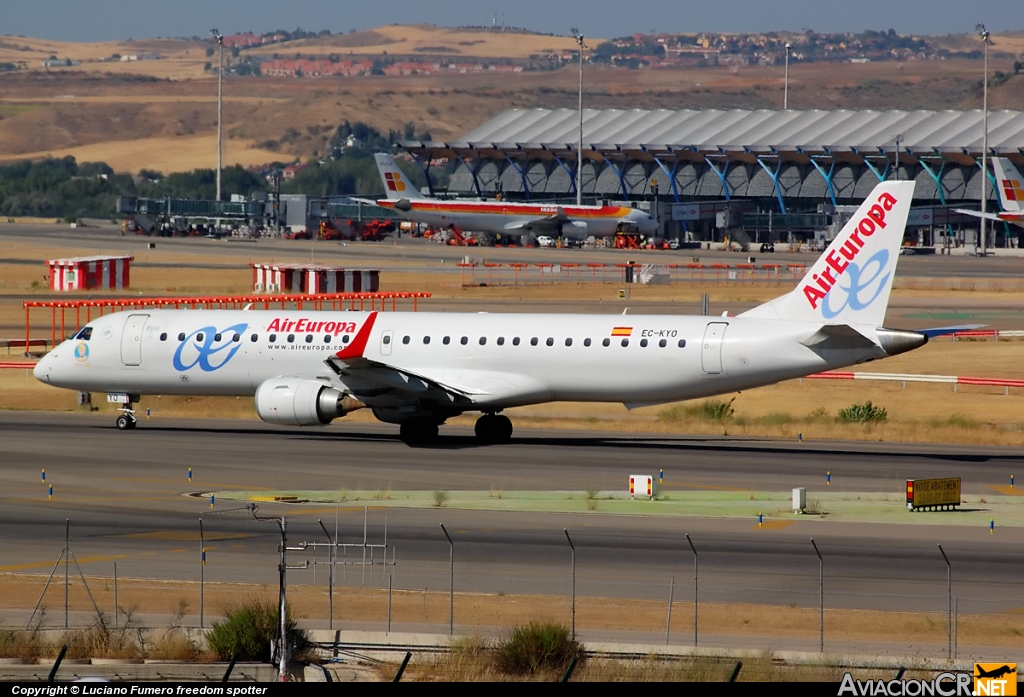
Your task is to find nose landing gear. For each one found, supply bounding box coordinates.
[474,413,513,444]
[108,393,140,430]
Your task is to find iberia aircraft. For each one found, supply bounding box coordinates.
[955,157,1024,227]
[35,181,928,445]
[357,153,658,239]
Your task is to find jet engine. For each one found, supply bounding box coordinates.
[254,377,364,426]
[561,220,589,240]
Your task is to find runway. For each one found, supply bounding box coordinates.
[2,411,1022,624]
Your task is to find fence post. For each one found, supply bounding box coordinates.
[440,524,453,635]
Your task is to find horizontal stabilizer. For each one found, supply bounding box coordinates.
[917,324,987,338]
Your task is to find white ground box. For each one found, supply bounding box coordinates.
[630,474,656,500]
[793,487,806,513]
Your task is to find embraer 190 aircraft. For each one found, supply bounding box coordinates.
[357,153,658,240]
[35,181,927,445]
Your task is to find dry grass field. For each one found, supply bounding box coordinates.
[2,573,1021,652]
[0,25,1021,172]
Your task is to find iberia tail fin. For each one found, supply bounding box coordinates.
[740,180,915,326]
[374,153,417,200]
[992,157,1024,214]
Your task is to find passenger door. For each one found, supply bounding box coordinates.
[700,322,728,374]
[120,314,149,366]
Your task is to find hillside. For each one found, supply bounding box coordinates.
[0,25,1020,174]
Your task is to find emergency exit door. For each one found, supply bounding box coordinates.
[700,322,728,374]
[120,314,149,366]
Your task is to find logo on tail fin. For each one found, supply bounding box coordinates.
[802,191,899,312]
[384,170,407,193]
[1001,178,1024,203]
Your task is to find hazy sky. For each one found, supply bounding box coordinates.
[5,1,1022,43]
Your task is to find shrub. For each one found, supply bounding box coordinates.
[494,622,585,676]
[205,598,305,662]
[838,401,887,423]
[432,490,449,508]
[660,398,735,423]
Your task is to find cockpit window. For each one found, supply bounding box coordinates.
[74,327,93,340]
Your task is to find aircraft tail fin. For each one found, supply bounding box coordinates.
[740,180,915,326]
[374,153,417,200]
[992,157,1024,214]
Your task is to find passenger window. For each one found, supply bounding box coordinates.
[342,335,350,343]
[546,337,553,346]
[159,333,167,341]
[678,339,687,348]
[530,337,538,346]
[443,336,451,345]
[214,333,222,342]
[382,335,391,345]
[602,338,610,347]
[621,338,629,347]
[287,334,295,343]
[565,338,572,347]
[402,335,410,344]
[461,336,468,345]
[233,334,240,342]
[479,337,487,345]
[324,335,331,343]
[197,333,205,342]
[497,337,505,346]
[513,337,521,346]
[659,339,667,348]
[584,338,591,347]
[178,333,186,341]
[270,334,277,343]
[640,339,648,348]
[251,334,258,342]
[305,334,313,343]
[423,336,431,344]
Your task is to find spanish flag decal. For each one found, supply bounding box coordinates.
[611,327,633,337]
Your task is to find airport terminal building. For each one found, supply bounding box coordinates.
[402,108,1024,245]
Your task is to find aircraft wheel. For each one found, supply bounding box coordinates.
[475,414,512,444]
[116,414,135,430]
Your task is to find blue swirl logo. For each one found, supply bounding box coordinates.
[821,249,891,320]
[172,323,248,372]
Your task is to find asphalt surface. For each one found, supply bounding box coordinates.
[2,412,1022,625]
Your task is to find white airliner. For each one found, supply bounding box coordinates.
[357,153,658,240]
[34,181,927,444]
[955,157,1024,227]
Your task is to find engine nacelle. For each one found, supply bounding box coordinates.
[562,220,589,240]
[254,377,363,426]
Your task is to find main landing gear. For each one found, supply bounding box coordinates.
[474,414,513,444]
[399,417,439,445]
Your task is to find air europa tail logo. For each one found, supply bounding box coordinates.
[802,191,898,313]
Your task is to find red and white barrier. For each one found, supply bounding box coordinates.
[807,372,1024,388]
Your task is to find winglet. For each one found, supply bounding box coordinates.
[335,312,377,360]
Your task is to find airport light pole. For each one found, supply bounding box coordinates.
[938,544,951,659]
[211,28,224,204]
[571,28,585,206]
[810,538,823,653]
[440,523,453,635]
[893,134,904,180]
[976,24,991,255]
[784,42,792,109]
[564,529,576,639]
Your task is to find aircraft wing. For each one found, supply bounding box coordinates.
[325,353,479,405]
[953,208,1004,222]
[502,207,571,232]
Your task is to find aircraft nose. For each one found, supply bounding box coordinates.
[33,350,56,384]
